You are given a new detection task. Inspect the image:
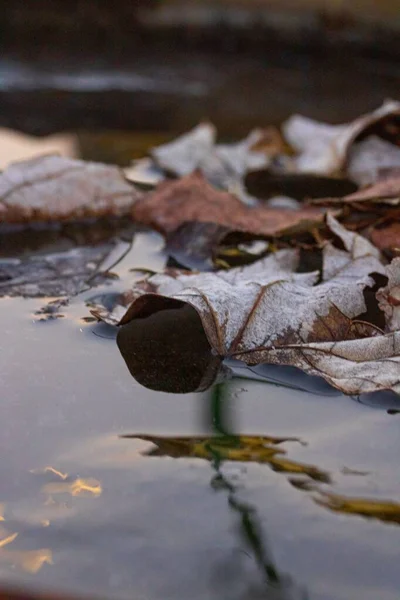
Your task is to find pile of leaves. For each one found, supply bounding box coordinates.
[2,100,400,395]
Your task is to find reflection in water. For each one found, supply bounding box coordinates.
[117,303,224,393]
[30,467,69,481]
[205,385,308,600]
[0,468,103,577]
[314,491,400,526]
[125,384,309,599]
[0,527,52,574]
[0,547,53,574]
[130,434,331,485]
[41,478,102,498]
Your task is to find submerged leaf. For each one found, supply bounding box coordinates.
[0,155,141,224]
[0,242,123,297]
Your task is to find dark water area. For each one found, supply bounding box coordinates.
[0,46,399,137]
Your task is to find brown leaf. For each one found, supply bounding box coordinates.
[132,172,326,237]
[341,175,400,204]
[370,222,400,252]
[91,216,395,396]
[0,155,141,223]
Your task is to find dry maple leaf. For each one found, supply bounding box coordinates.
[131,171,326,236]
[90,216,399,395]
[283,100,400,184]
[0,154,141,223]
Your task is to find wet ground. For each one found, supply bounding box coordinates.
[1,112,400,600]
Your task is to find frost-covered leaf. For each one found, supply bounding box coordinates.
[347,136,400,186]
[0,154,141,223]
[89,216,399,395]
[132,171,326,236]
[152,123,216,177]
[151,123,280,197]
[283,100,400,183]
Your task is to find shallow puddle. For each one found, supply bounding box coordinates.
[0,228,400,600]
[1,133,400,600]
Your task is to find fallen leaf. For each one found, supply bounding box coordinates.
[164,222,269,271]
[347,136,400,186]
[91,216,398,395]
[131,171,326,237]
[152,123,216,177]
[283,100,400,183]
[116,303,225,393]
[337,175,400,205]
[377,258,400,332]
[0,154,141,224]
[0,242,123,298]
[151,123,277,193]
[370,222,400,253]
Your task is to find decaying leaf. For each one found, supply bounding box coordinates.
[116,303,225,393]
[90,215,400,395]
[283,100,400,183]
[165,222,270,272]
[122,434,331,483]
[0,242,123,297]
[370,222,400,253]
[151,123,280,193]
[313,174,400,206]
[131,171,326,237]
[376,258,400,332]
[165,222,235,271]
[0,154,141,223]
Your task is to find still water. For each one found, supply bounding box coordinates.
[0,134,400,600]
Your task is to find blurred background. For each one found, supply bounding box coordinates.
[0,0,398,166]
